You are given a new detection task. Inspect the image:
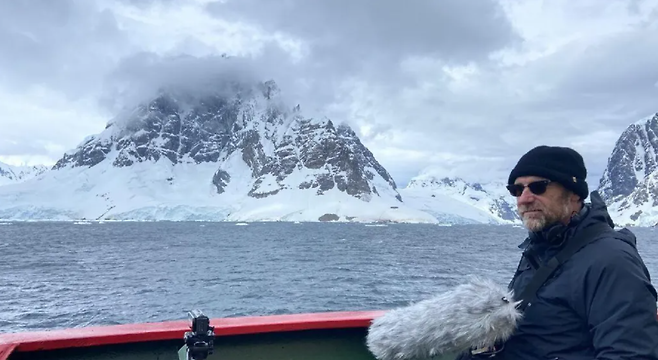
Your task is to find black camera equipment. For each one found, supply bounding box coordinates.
[178,309,215,360]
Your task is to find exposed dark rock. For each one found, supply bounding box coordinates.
[318,213,339,221]
[212,169,231,194]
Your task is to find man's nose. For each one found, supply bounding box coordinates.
[517,187,534,204]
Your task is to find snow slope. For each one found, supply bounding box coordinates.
[400,173,520,225]
[0,154,436,223]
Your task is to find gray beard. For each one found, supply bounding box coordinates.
[520,200,571,232]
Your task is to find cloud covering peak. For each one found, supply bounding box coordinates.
[0,0,656,187]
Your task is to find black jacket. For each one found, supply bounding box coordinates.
[493,191,658,359]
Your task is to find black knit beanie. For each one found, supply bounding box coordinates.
[508,145,589,200]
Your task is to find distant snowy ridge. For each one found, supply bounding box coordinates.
[0,161,47,186]
[0,80,436,223]
[599,113,658,226]
[399,174,520,225]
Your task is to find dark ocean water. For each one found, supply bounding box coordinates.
[0,222,656,333]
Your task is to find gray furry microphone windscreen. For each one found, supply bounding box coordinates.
[366,276,522,360]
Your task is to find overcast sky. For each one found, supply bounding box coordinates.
[1,0,657,188]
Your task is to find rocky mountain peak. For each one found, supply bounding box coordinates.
[599,113,658,200]
[599,112,658,225]
[51,79,401,203]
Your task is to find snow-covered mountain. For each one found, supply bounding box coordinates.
[0,161,47,186]
[599,113,658,226]
[0,80,437,223]
[399,174,520,225]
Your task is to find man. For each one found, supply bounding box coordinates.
[470,145,658,359]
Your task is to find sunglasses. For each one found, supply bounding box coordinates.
[506,179,551,197]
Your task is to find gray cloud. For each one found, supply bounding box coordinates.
[99,43,315,116]
[0,0,655,189]
[205,0,520,103]
[551,28,658,114]
[114,0,176,8]
[0,0,128,100]
[0,140,48,157]
[207,0,517,63]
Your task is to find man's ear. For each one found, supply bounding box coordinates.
[570,192,583,206]
[564,189,580,203]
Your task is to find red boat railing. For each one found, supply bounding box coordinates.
[0,310,385,360]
